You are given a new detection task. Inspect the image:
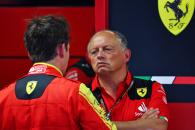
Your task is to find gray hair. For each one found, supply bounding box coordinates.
[112,31,128,51]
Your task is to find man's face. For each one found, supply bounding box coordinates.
[88,32,130,75]
[63,43,70,74]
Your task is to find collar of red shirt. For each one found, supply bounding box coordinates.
[27,62,63,77]
[91,71,133,97]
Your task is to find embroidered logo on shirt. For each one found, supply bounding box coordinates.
[29,65,47,74]
[136,87,147,97]
[26,81,38,95]
[138,102,147,112]
[135,102,148,117]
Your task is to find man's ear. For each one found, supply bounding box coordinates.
[57,44,65,58]
[27,52,31,58]
[27,52,33,61]
[125,49,131,63]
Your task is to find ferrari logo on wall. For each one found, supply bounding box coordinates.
[158,0,195,35]
[26,81,38,95]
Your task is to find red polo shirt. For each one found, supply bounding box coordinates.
[91,72,169,121]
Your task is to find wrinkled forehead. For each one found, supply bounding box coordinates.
[89,31,120,49]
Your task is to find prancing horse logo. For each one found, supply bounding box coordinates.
[164,0,188,26]
[158,0,194,35]
[26,81,38,95]
[136,87,147,97]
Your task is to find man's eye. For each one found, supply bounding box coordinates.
[90,50,97,55]
[104,48,113,52]
[105,48,112,51]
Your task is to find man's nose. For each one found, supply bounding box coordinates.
[97,49,104,58]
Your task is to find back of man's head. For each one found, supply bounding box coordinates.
[24,15,70,63]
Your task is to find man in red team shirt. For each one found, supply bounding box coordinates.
[87,30,169,130]
[0,15,117,130]
[65,57,95,84]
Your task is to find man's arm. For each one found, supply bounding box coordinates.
[115,108,168,130]
[115,82,169,130]
[115,119,167,130]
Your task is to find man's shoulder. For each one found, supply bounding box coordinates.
[0,82,16,92]
[133,78,154,88]
[0,82,16,101]
[62,77,82,84]
[128,78,154,100]
[59,77,87,90]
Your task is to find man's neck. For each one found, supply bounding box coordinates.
[98,68,128,99]
[47,59,65,75]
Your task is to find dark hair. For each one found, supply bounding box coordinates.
[24,15,70,63]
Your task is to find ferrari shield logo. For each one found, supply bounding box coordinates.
[26,81,38,95]
[158,0,195,35]
[137,87,147,97]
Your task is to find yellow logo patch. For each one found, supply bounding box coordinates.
[158,0,195,35]
[26,81,38,95]
[137,87,147,97]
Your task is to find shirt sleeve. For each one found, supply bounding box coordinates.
[65,67,92,85]
[77,83,117,130]
[149,82,170,122]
